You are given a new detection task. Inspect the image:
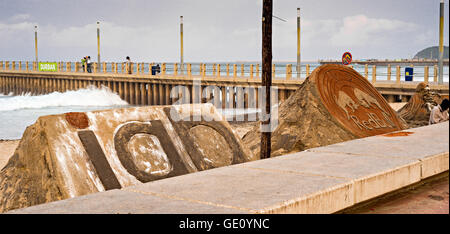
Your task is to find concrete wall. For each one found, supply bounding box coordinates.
[8,121,448,214]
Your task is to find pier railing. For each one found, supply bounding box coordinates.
[0,60,448,84]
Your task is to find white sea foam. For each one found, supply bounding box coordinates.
[0,92,13,97]
[0,85,128,112]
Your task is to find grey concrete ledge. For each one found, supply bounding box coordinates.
[7,122,449,214]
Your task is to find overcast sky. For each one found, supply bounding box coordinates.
[0,0,449,63]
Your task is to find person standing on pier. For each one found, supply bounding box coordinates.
[81,57,86,72]
[125,56,132,74]
[86,56,92,73]
[429,99,449,125]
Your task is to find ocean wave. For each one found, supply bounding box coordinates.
[0,85,128,112]
[0,92,13,97]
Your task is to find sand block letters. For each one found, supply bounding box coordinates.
[0,103,255,213]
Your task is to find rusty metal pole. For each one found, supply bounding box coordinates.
[261,0,272,159]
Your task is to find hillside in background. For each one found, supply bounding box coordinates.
[414,46,449,59]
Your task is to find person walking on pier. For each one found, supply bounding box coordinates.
[125,56,132,74]
[429,99,449,125]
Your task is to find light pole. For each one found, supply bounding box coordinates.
[438,0,444,84]
[35,25,38,64]
[97,21,101,71]
[297,8,301,78]
[180,16,184,74]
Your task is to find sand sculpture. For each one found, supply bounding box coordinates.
[0,103,255,213]
[243,64,408,157]
[397,82,445,128]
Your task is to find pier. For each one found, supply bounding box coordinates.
[0,61,449,107]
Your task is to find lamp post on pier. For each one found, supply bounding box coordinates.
[180,16,184,74]
[35,26,38,64]
[297,8,301,78]
[438,0,445,84]
[97,21,101,72]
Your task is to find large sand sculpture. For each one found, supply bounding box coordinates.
[397,82,445,128]
[243,64,408,157]
[0,103,255,213]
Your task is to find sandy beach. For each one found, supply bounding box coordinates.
[0,140,19,169]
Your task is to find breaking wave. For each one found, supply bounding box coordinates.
[0,85,128,112]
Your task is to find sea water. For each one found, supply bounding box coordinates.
[0,85,261,140]
[0,86,129,139]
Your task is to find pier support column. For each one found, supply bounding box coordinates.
[129,82,135,105]
[396,66,401,84]
[123,82,129,103]
[221,86,227,109]
[165,84,170,105]
[118,82,124,100]
[233,64,237,79]
[306,64,310,77]
[424,66,429,84]
[140,82,147,105]
[147,83,153,105]
[159,83,164,105]
[241,64,245,77]
[134,82,140,105]
[226,64,230,77]
[217,64,221,78]
[152,83,158,105]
